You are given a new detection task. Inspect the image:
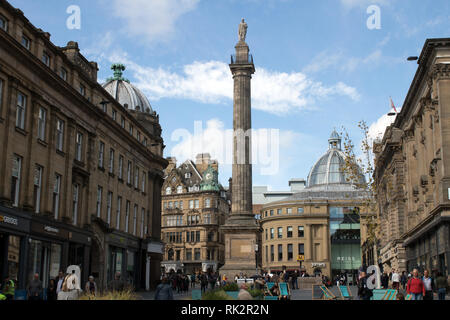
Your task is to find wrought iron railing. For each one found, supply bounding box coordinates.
[231,54,254,64]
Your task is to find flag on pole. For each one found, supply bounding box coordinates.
[390,97,398,113]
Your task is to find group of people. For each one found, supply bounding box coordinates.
[358,268,448,300]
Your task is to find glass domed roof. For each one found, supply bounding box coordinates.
[102,64,153,113]
[307,130,365,188]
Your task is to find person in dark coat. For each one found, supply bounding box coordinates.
[47,279,57,300]
[381,272,389,289]
[357,272,373,300]
[154,277,174,300]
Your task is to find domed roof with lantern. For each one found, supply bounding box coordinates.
[102,64,154,114]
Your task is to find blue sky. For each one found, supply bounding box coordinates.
[8,0,450,190]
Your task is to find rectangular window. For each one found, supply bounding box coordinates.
[194,248,201,261]
[265,229,268,240]
[277,208,282,215]
[11,156,22,207]
[72,184,79,226]
[298,243,305,255]
[79,84,85,96]
[98,141,105,168]
[112,109,117,121]
[270,228,274,239]
[288,244,293,261]
[278,227,283,239]
[204,214,211,224]
[140,208,145,238]
[142,172,146,193]
[137,131,141,142]
[186,249,192,261]
[287,226,293,238]
[298,226,304,238]
[118,155,123,179]
[96,186,102,218]
[60,68,67,81]
[129,124,133,136]
[270,210,274,216]
[0,15,8,31]
[37,107,46,140]
[189,200,194,209]
[134,166,139,189]
[127,161,132,184]
[278,244,283,261]
[109,149,115,173]
[75,132,83,161]
[270,245,274,262]
[107,191,112,224]
[265,246,268,263]
[16,92,26,129]
[0,79,3,112]
[196,231,200,242]
[287,208,292,214]
[33,166,43,213]
[53,174,61,219]
[297,207,304,214]
[194,199,199,209]
[205,198,211,208]
[21,35,30,50]
[56,119,64,151]
[42,52,50,67]
[125,201,130,232]
[133,205,137,235]
[179,201,183,210]
[143,138,147,147]
[116,196,122,230]
[121,116,125,128]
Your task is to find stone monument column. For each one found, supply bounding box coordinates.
[220,19,260,277]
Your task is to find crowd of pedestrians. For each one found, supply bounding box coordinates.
[358,267,448,301]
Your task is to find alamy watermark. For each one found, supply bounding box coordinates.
[366,5,381,30]
[170,121,280,176]
[66,5,81,30]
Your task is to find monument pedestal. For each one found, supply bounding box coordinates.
[220,216,260,278]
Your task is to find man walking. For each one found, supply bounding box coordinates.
[56,271,65,295]
[27,273,43,301]
[406,269,425,300]
[422,269,435,300]
[291,270,298,290]
[381,271,389,289]
[108,271,125,292]
[357,271,373,300]
[400,271,408,290]
[391,269,400,290]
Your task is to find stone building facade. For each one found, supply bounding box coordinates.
[260,132,370,282]
[374,38,450,276]
[161,154,230,274]
[0,0,167,293]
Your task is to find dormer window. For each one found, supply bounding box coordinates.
[0,15,8,31]
[177,186,183,194]
[185,172,192,179]
[42,52,50,67]
[165,187,171,195]
[21,35,30,50]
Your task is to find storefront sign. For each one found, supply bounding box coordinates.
[0,214,18,226]
[44,226,59,234]
[311,263,326,268]
[31,222,69,239]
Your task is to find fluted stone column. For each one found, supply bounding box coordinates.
[220,21,260,277]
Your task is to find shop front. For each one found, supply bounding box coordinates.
[0,206,31,290]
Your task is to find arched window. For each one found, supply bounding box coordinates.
[177,186,183,194]
[165,187,171,195]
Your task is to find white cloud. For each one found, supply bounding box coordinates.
[111,0,200,44]
[103,52,360,115]
[367,112,398,144]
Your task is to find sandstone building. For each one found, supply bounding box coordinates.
[0,0,167,292]
[260,131,370,282]
[374,38,450,276]
[161,154,230,274]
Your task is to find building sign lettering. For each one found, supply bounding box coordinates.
[0,215,19,226]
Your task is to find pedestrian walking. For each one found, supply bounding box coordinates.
[357,271,373,300]
[391,269,400,290]
[108,271,125,292]
[422,269,435,300]
[190,274,196,288]
[85,275,98,296]
[291,270,298,290]
[400,271,408,290]
[381,272,389,289]
[27,273,43,301]
[47,279,57,301]
[154,277,174,300]
[56,271,65,295]
[200,273,208,293]
[435,272,447,301]
[406,268,425,300]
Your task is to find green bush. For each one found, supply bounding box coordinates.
[202,289,234,300]
[78,290,139,300]
[248,288,263,299]
[222,282,239,291]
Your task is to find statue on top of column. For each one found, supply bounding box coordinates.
[238,18,247,42]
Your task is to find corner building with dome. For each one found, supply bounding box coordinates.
[260,131,372,282]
